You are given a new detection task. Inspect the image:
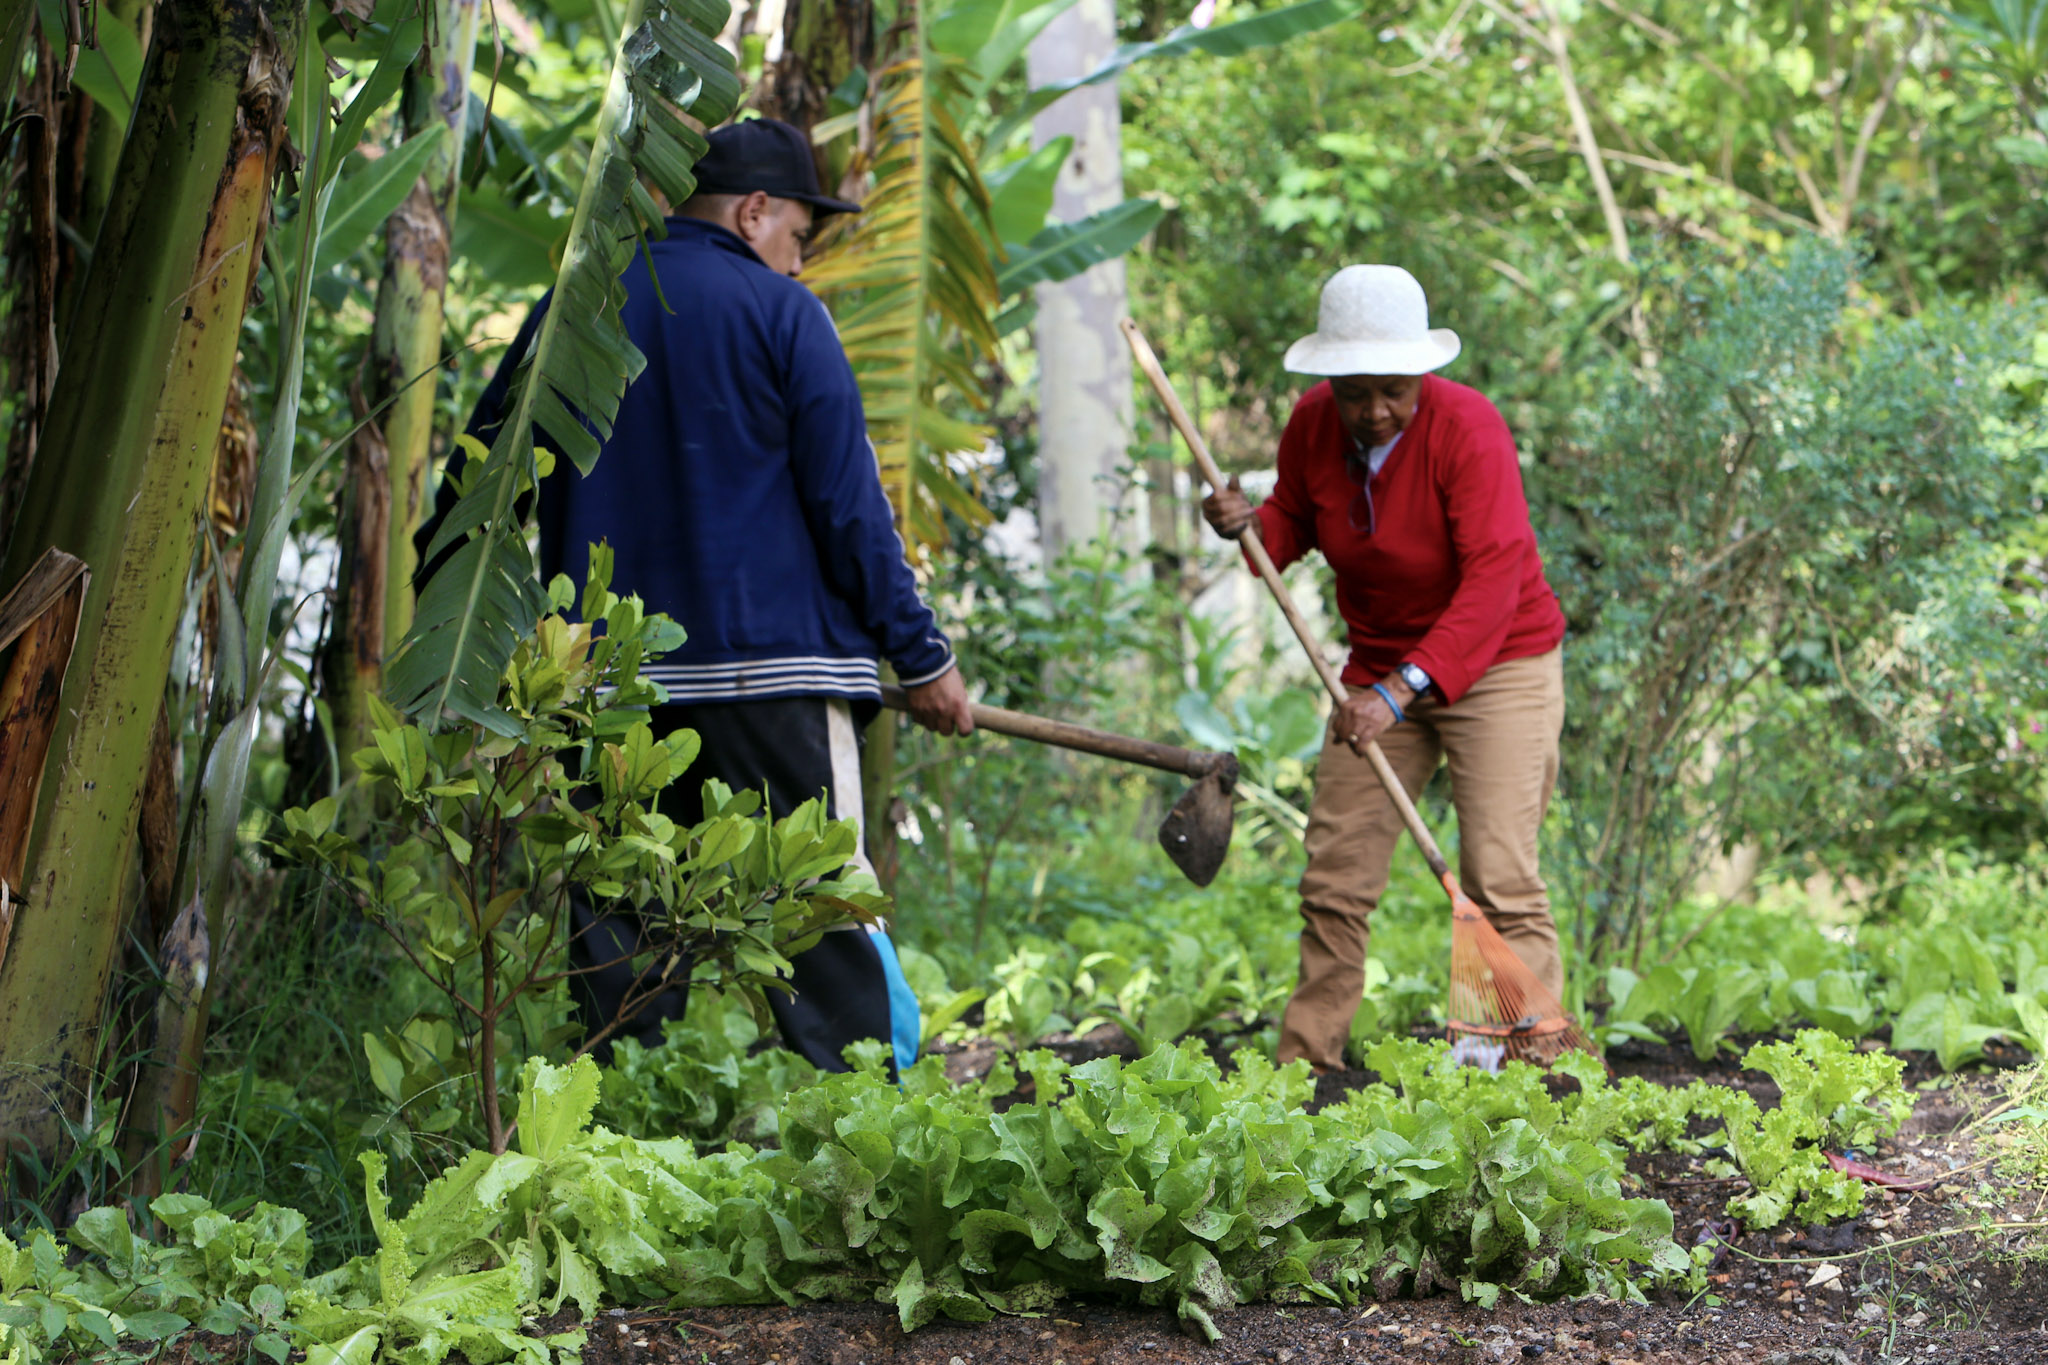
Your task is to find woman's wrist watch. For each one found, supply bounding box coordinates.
[1397,662,1433,699]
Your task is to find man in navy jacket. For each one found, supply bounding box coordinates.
[441,119,973,1070]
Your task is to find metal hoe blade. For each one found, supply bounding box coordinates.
[1156,754,1239,887]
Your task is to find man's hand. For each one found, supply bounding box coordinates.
[1201,474,1259,540]
[905,666,975,737]
[1330,676,1416,757]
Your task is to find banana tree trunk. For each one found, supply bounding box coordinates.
[74,0,156,272]
[0,0,303,1160]
[327,0,482,763]
[758,0,874,199]
[762,0,873,129]
[0,32,64,554]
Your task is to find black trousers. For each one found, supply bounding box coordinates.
[568,696,895,1071]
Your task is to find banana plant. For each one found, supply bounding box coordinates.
[0,0,734,1166]
[326,0,487,767]
[127,8,508,1182]
[0,0,308,1159]
[123,16,342,1184]
[807,0,1366,546]
[388,0,740,731]
[805,0,1156,546]
[804,31,1004,549]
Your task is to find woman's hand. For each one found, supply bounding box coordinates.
[1201,475,1259,540]
[1331,688,1399,757]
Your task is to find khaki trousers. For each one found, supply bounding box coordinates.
[1277,648,1565,1071]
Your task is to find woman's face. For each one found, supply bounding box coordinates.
[1329,374,1424,448]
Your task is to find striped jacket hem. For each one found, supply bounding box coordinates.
[642,651,955,703]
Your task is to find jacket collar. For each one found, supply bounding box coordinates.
[663,215,770,269]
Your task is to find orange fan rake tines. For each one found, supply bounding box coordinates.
[1122,317,1599,1070]
[1442,876,1597,1067]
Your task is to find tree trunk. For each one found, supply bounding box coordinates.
[1027,0,1140,561]
[71,0,156,299]
[0,37,61,557]
[755,0,872,199]
[1146,449,1182,584]
[325,0,481,765]
[0,0,303,1160]
[135,704,182,946]
[761,0,872,128]
[0,551,88,897]
[0,24,102,555]
[326,383,391,764]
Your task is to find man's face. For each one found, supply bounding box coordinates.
[736,192,815,277]
[1329,374,1424,448]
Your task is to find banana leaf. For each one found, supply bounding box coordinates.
[387,0,738,731]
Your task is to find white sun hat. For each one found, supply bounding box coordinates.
[1282,264,1462,377]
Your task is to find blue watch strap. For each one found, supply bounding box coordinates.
[1370,682,1405,724]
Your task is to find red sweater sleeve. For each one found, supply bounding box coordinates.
[1406,407,1535,704]
[1249,401,1318,571]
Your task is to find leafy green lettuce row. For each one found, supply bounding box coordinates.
[596,1042,1700,1338]
[1356,1030,1912,1231]
[0,1198,310,1365]
[1604,884,2048,1068]
[3,1030,1910,1362]
[593,992,820,1148]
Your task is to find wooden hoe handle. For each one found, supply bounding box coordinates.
[878,684,1227,780]
[1119,317,1455,881]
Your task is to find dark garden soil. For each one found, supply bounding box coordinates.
[583,1285,2048,1365]
[578,1029,2048,1365]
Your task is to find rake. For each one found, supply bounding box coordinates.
[1121,318,1597,1068]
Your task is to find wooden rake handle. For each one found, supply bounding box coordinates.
[878,684,1228,780]
[1120,316,1456,882]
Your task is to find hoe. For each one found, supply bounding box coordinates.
[879,685,1238,887]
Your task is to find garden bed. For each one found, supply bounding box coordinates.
[678,1029,2046,1364]
[572,1097,2044,1365]
[12,1020,2042,1365]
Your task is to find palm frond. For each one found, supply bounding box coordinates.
[388,0,738,731]
[805,36,1002,551]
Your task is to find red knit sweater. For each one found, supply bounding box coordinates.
[1252,375,1565,705]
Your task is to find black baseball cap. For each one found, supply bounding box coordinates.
[692,118,862,216]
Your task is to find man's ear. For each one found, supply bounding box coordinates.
[734,190,774,240]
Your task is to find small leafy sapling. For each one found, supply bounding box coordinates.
[279,546,886,1153]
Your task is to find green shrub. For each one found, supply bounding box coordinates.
[277,547,880,1153]
[1550,244,2047,963]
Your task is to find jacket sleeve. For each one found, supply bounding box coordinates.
[1249,398,1319,573]
[1405,405,1534,704]
[782,294,956,685]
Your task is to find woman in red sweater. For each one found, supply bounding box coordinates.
[1203,265,1568,1072]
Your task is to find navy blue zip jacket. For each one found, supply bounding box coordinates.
[434,217,955,702]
